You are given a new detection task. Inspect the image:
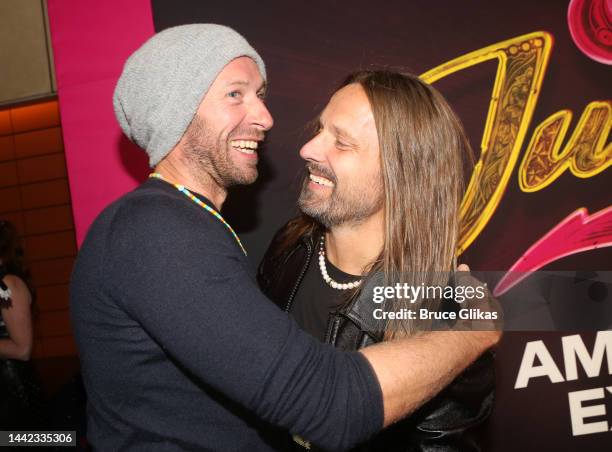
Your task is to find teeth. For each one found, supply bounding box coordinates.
[309,173,334,187]
[230,140,258,150]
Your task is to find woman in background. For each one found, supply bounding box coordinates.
[0,220,44,428]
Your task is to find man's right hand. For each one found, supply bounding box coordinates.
[454,264,504,335]
[360,266,502,427]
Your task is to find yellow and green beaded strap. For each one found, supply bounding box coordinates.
[149,173,247,256]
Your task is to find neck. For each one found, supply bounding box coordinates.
[154,156,227,210]
[324,210,384,276]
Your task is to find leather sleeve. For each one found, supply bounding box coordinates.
[256,225,286,296]
[256,224,301,311]
[329,314,495,452]
[404,351,495,451]
[257,224,315,312]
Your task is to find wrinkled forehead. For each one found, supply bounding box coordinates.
[321,84,378,145]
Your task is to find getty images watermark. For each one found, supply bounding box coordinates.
[371,281,496,321]
[358,271,611,332]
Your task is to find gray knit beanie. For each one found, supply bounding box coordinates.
[113,24,266,167]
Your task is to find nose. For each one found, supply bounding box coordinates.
[252,98,274,131]
[299,133,326,163]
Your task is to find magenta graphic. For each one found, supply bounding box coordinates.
[567,0,612,64]
[494,206,612,296]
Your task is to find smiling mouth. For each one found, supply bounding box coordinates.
[230,140,259,155]
[309,173,335,187]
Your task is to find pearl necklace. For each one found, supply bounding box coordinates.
[318,236,362,290]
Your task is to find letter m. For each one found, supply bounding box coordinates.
[562,332,612,381]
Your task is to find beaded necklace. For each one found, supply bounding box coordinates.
[149,173,247,256]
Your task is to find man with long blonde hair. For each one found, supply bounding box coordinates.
[259,70,495,450]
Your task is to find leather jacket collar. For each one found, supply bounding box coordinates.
[258,226,384,344]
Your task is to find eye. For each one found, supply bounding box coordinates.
[335,139,349,148]
[227,91,242,99]
[257,91,266,100]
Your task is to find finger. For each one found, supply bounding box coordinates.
[457,263,470,272]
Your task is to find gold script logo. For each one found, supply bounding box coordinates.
[421,31,611,255]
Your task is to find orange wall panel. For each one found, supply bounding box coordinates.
[23,204,74,235]
[32,335,77,359]
[20,179,70,209]
[16,153,67,184]
[0,211,24,234]
[0,186,21,212]
[0,160,19,187]
[0,110,11,136]
[0,136,15,161]
[29,257,75,286]
[33,310,73,337]
[23,230,76,260]
[10,100,61,134]
[14,127,64,158]
[36,284,70,312]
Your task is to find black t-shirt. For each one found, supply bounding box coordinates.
[290,249,362,342]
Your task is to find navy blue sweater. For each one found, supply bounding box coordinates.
[70,178,383,451]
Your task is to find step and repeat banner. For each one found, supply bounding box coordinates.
[48,0,610,450]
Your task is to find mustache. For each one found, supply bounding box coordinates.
[305,163,336,183]
[228,128,265,141]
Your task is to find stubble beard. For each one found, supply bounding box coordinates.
[182,115,258,188]
[298,164,384,228]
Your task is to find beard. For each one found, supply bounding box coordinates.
[298,162,383,228]
[182,115,259,188]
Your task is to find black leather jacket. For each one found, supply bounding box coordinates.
[257,225,495,452]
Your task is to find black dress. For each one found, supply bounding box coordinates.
[0,272,46,429]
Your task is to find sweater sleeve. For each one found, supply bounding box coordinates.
[104,194,384,451]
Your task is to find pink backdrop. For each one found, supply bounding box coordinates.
[47,0,153,246]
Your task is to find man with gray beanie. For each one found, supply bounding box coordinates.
[70,24,500,451]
